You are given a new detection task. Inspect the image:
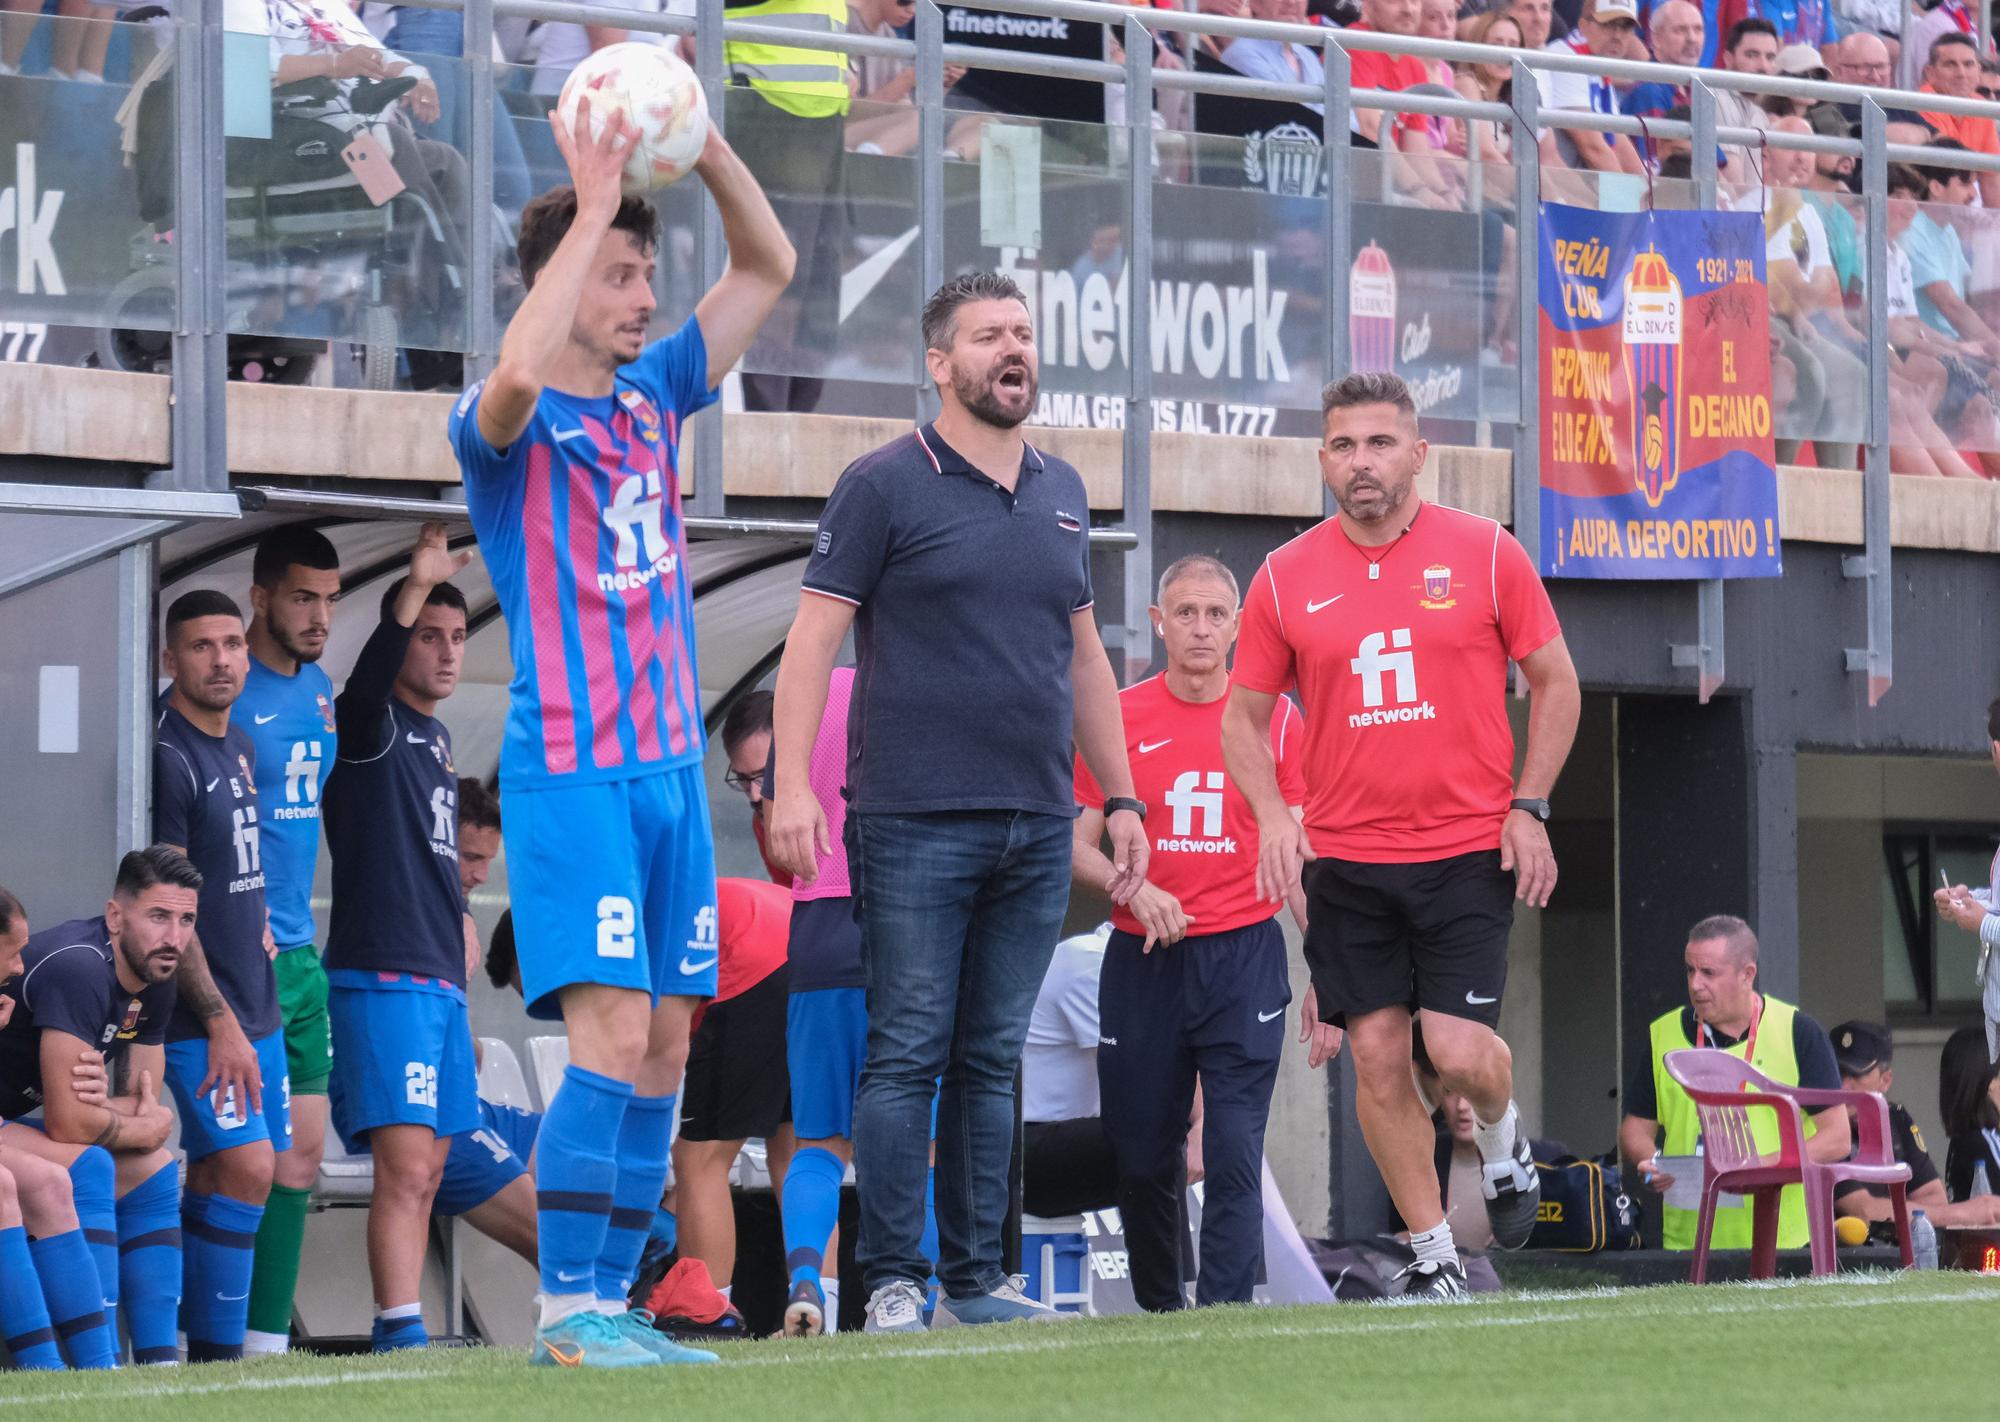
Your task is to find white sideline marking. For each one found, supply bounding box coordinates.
[13,1285,1993,1404]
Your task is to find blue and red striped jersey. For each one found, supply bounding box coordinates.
[451,314,717,790]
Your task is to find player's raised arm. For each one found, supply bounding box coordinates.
[478,96,641,452]
[690,128,797,388]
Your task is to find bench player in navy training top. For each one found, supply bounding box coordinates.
[322,524,480,1352]
[446,96,793,1368]
[153,590,291,1362]
[0,849,196,1366]
[232,524,342,1356]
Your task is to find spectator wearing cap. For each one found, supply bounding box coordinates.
[1711,0,1833,53]
[1799,103,1860,297]
[1831,1021,2000,1233]
[1538,0,1646,175]
[1618,915,1850,1253]
[1901,0,1986,93]
[1901,142,2000,367]
[1919,32,2000,209]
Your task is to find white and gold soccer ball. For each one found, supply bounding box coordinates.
[556,42,710,194]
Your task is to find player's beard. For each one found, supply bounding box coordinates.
[275,624,326,666]
[951,357,1036,430]
[1334,472,1413,524]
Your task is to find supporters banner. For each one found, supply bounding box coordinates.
[1537,202,1782,579]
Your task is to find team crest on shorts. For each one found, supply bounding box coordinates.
[1415,565,1460,612]
[317,693,336,732]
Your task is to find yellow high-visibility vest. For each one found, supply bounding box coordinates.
[725,0,850,119]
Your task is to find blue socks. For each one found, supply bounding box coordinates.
[536,1065,632,1304]
[782,1147,846,1287]
[68,1148,119,1318]
[31,1228,117,1368]
[649,1204,678,1255]
[182,1192,265,1363]
[118,1163,183,1365]
[0,1225,63,1370]
[597,1092,673,1306]
[371,1303,428,1352]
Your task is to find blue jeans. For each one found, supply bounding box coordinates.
[383,6,531,216]
[849,810,1073,1297]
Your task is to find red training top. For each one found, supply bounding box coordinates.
[1075,673,1306,938]
[1232,503,1560,864]
[714,876,792,1004]
[1345,23,1433,144]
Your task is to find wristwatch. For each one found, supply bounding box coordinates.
[1104,796,1148,822]
[1509,797,1551,822]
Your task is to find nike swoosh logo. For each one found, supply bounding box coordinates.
[545,1343,584,1367]
[679,956,717,976]
[253,713,278,725]
[1466,991,1497,1006]
[205,778,220,792]
[552,426,589,442]
[555,1269,590,1283]
[1137,739,1172,754]
[217,1291,249,1301]
[1307,595,1344,613]
[1257,1008,1284,1023]
[406,733,427,745]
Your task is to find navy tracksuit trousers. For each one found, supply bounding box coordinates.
[1096,917,1289,1309]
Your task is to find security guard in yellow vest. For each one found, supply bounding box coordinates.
[1618,915,1850,1251]
[722,0,850,412]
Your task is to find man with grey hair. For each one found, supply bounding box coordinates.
[770,271,1147,1333]
[1620,913,1849,1251]
[1223,370,1579,1299]
[1070,551,1332,1310]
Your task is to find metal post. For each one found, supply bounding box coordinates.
[1845,98,1892,706]
[1508,59,1540,562]
[916,1,945,424]
[167,0,227,494]
[466,0,498,381]
[1323,37,1351,524]
[115,542,155,855]
[692,2,727,517]
[1120,13,1154,687]
[1673,79,1724,703]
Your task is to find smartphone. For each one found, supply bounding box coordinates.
[341,131,406,206]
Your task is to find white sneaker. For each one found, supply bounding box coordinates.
[862,1280,927,1335]
[933,1277,1076,1327]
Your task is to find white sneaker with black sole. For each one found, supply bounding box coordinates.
[1480,1116,1541,1250]
[1394,1257,1470,1301]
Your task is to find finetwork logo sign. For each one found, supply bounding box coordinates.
[1348,629,1436,728]
[1,143,65,296]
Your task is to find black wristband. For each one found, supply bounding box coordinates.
[1104,795,1147,822]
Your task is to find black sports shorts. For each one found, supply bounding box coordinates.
[677,963,792,1142]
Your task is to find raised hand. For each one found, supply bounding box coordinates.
[408,520,473,592]
[551,90,639,216]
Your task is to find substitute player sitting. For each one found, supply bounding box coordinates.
[1074,554,1325,1311]
[323,524,478,1352]
[1225,373,1580,1300]
[447,94,793,1368]
[0,849,195,1365]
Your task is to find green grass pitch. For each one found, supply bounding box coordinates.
[9,1272,1994,1419]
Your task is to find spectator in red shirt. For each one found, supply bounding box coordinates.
[1347,0,1464,206]
[1920,32,2000,208]
[1222,371,1580,1300]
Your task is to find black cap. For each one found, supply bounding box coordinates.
[1831,1020,1894,1076]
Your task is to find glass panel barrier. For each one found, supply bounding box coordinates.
[0,16,174,370]
[222,20,474,380]
[1891,192,2000,478]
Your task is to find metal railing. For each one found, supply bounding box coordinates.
[57,0,2000,697]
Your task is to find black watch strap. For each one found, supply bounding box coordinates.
[1104,795,1147,822]
[1510,797,1551,822]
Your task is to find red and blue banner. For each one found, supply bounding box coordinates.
[1538,203,1782,579]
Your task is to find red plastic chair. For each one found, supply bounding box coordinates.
[1663,1048,1914,1283]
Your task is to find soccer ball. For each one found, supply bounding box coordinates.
[556,42,709,194]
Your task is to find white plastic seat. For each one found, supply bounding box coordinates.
[476,1037,535,1110]
[527,1034,570,1110]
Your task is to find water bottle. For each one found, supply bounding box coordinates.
[1911,1209,1939,1271]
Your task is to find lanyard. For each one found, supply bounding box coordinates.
[1698,992,1763,1061]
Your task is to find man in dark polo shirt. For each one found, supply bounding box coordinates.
[1830,1019,2000,1233]
[768,270,1148,1334]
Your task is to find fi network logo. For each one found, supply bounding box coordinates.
[1348,629,1436,728]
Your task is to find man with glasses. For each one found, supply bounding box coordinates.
[722,690,792,888]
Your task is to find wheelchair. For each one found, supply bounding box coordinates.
[100,67,503,389]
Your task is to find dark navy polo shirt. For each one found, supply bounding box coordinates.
[802,422,1094,819]
[0,917,175,1120]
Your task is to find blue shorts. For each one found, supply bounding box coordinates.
[326,975,479,1149]
[787,987,868,1142]
[434,1101,540,1216]
[163,1031,293,1161]
[506,764,719,1020]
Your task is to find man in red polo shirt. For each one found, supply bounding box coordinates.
[1074,553,1336,1311]
[1345,0,1462,207]
[1222,371,1580,1300]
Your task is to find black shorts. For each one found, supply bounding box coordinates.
[677,963,792,1143]
[1300,849,1514,1030]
